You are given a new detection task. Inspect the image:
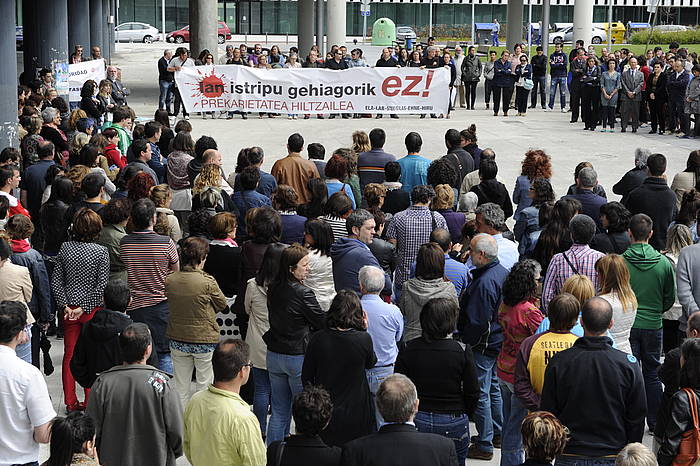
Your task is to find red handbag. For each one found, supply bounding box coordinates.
[673,388,700,466]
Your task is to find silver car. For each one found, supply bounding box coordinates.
[397,26,417,42]
[550,26,606,44]
[115,22,160,43]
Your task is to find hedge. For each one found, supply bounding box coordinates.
[630,28,700,45]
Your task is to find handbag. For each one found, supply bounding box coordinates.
[673,388,700,466]
[523,78,534,91]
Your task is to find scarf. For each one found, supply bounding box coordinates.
[167,151,193,190]
[10,239,31,253]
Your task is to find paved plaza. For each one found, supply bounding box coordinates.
[38,40,691,464]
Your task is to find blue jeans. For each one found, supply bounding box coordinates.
[367,365,394,428]
[252,367,271,437]
[630,327,662,429]
[129,301,172,374]
[15,325,32,363]
[415,411,469,465]
[159,80,173,112]
[492,32,500,46]
[473,352,503,453]
[549,76,567,110]
[499,380,527,466]
[531,76,547,107]
[555,455,616,466]
[266,351,304,445]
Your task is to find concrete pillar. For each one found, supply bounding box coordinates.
[68,0,91,57]
[542,0,551,56]
[0,0,18,148]
[505,0,524,49]
[297,0,315,58]
[190,0,218,61]
[315,0,325,55]
[103,0,114,64]
[573,0,594,47]
[326,0,345,49]
[22,0,40,79]
[37,0,69,69]
[90,0,103,55]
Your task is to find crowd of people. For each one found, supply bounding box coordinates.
[152,39,700,136]
[4,35,700,466]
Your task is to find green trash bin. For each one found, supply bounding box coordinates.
[372,18,396,46]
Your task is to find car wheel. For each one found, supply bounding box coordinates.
[218,34,225,44]
[174,35,185,44]
[143,35,153,44]
[591,36,602,44]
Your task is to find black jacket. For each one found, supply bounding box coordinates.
[531,54,548,77]
[658,388,700,466]
[340,423,458,466]
[655,347,681,440]
[263,281,326,355]
[187,158,203,187]
[268,435,341,466]
[325,59,348,70]
[383,188,410,215]
[158,56,174,82]
[646,71,668,102]
[540,337,646,457]
[368,236,396,275]
[590,231,631,254]
[80,96,105,121]
[624,177,677,250]
[70,308,158,388]
[376,57,399,68]
[470,179,514,220]
[39,199,69,254]
[203,243,242,297]
[613,167,648,205]
[442,148,474,189]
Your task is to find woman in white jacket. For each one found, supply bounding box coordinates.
[302,219,336,311]
[596,254,638,353]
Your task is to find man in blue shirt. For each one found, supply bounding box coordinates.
[232,146,277,198]
[232,166,272,239]
[548,42,568,112]
[396,132,430,196]
[430,229,468,297]
[466,204,518,276]
[359,265,403,427]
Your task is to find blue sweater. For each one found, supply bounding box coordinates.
[330,238,391,295]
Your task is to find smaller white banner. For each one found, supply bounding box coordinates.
[68,59,106,103]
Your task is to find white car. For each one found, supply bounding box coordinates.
[115,22,160,43]
[397,26,417,42]
[653,24,690,32]
[550,26,606,44]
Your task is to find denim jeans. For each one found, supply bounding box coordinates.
[549,76,567,110]
[367,365,394,428]
[531,76,547,107]
[415,411,469,465]
[252,367,272,437]
[129,301,172,374]
[499,380,527,466]
[266,351,304,445]
[555,455,616,466]
[158,80,174,112]
[15,325,32,363]
[473,352,503,453]
[629,327,662,429]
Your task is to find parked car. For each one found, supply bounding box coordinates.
[167,22,232,44]
[396,26,417,42]
[115,22,160,43]
[653,24,691,32]
[550,26,606,44]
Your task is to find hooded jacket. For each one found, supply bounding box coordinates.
[70,308,159,388]
[470,179,514,219]
[623,242,676,330]
[399,278,459,342]
[461,54,483,82]
[330,238,392,295]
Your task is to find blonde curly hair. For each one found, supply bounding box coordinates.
[192,164,222,195]
[432,184,455,210]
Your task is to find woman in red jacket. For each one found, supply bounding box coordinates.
[0,165,30,218]
[102,127,126,169]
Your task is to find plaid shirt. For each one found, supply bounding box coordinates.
[386,206,447,292]
[541,244,605,311]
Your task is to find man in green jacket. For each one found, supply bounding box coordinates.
[623,213,676,432]
[105,106,133,155]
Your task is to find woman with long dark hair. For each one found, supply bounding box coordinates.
[40,176,74,255]
[303,219,336,311]
[244,242,288,438]
[396,297,479,466]
[302,290,376,446]
[264,244,326,444]
[671,150,700,210]
[297,178,328,219]
[497,259,544,466]
[532,198,581,273]
[44,411,99,465]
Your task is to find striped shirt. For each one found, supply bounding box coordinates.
[120,230,179,311]
[541,244,605,311]
[320,215,348,241]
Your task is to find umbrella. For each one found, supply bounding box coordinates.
[40,329,54,376]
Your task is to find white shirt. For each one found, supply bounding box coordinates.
[0,345,56,465]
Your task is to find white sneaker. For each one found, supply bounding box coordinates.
[184,115,190,120]
[287,116,292,120]
[561,109,567,113]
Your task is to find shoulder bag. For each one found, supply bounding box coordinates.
[673,388,700,466]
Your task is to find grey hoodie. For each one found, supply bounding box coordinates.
[398,277,459,342]
[677,243,700,331]
[462,55,483,82]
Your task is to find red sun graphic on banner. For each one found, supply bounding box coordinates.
[184,68,229,108]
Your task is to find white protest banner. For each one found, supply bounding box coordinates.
[68,59,106,103]
[174,66,451,114]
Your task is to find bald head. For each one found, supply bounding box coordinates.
[470,233,498,268]
[581,297,613,336]
[430,228,452,252]
[202,149,222,166]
